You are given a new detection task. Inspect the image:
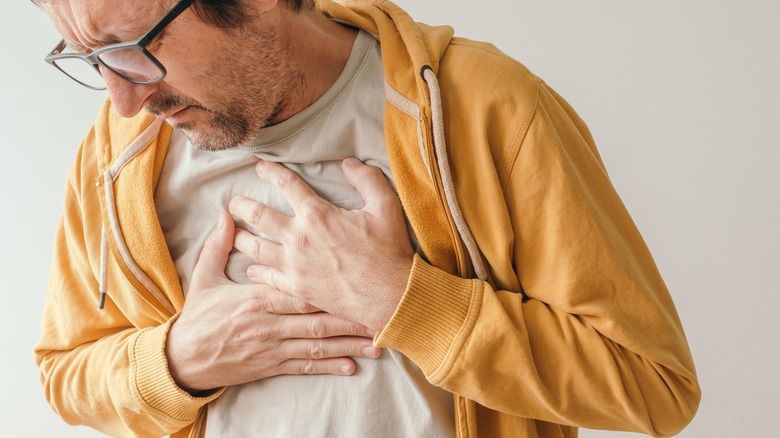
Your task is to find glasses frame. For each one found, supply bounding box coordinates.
[44,0,194,90]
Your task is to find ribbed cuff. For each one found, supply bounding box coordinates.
[129,316,224,423]
[375,254,482,382]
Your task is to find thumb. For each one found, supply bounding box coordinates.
[191,212,235,288]
[342,158,399,214]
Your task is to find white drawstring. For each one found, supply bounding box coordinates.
[421,66,488,281]
[98,224,109,311]
[92,118,176,315]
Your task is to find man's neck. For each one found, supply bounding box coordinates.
[270,9,359,124]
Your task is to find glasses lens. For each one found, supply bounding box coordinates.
[52,58,105,89]
[98,48,163,83]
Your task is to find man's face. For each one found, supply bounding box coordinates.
[44,0,300,150]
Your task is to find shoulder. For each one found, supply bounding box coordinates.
[439,38,542,115]
[436,38,543,183]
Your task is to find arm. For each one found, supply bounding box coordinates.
[34,154,215,437]
[35,145,381,436]
[166,212,381,392]
[376,83,701,436]
[226,86,700,434]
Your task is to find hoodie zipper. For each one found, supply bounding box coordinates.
[419,66,488,282]
[417,66,489,438]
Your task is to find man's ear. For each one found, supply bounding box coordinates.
[254,0,280,14]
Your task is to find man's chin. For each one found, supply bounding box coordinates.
[162,109,255,151]
[177,126,246,152]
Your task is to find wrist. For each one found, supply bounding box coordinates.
[372,253,414,332]
[129,318,222,421]
[165,314,214,394]
[374,254,480,378]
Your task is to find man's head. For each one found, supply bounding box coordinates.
[39,0,319,150]
[176,0,315,29]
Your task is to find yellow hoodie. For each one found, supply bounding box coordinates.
[35,0,701,437]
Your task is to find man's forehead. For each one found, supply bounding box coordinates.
[43,0,164,48]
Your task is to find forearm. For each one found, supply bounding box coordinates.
[376,256,700,436]
[35,179,218,436]
[36,312,219,437]
[377,82,700,435]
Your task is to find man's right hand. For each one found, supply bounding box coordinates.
[165,212,381,393]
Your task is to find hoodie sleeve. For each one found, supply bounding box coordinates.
[376,79,701,436]
[34,133,219,437]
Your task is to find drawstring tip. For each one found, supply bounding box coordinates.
[98,292,107,311]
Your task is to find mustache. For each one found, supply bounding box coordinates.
[145,95,199,117]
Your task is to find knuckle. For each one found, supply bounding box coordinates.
[302,360,316,375]
[276,171,296,191]
[247,293,271,313]
[307,317,327,338]
[349,343,366,357]
[250,239,263,262]
[309,341,325,359]
[349,322,363,337]
[243,298,261,315]
[381,191,401,207]
[365,165,383,178]
[291,297,310,314]
[203,229,220,251]
[249,203,267,225]
[252,322,276,343]
[303,205,327,226]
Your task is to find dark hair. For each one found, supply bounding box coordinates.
[193,0,314,28]
[29,0,315,27]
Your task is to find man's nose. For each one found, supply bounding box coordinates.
[101,67,157,118]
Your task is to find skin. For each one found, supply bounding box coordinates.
[43,0,414,392]
[44,0,358,150]
[232,158,415,332]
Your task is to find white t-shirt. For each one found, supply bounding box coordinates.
[155,30,455,437]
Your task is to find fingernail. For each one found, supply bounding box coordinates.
[362,346,381,358]
[246,265,257,279]
[340,364,353,375]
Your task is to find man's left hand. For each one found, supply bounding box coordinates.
[230,158,414,332]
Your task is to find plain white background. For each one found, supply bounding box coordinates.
[2,0,778,436]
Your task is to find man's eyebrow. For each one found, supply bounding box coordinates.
[97,34,124,46]
[65,34,124,52]
[63,40,89,52]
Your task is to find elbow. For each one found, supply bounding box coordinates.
[645,373,702,437]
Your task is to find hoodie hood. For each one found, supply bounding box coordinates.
[319,0,455,102]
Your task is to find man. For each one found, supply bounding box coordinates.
[34,0,701,436]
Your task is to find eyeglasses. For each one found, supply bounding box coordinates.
[44,0,193,90]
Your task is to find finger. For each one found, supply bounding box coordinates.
[255,160,323,214]
[273,312,375,340]
[234,228,284,266]
[341,158,400,215]
[277,357,358,376]
[191,213,235,288]
[280,337,382,361]
[247,264,290,293]
[229,196,290,236]
[248,288,321,315]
